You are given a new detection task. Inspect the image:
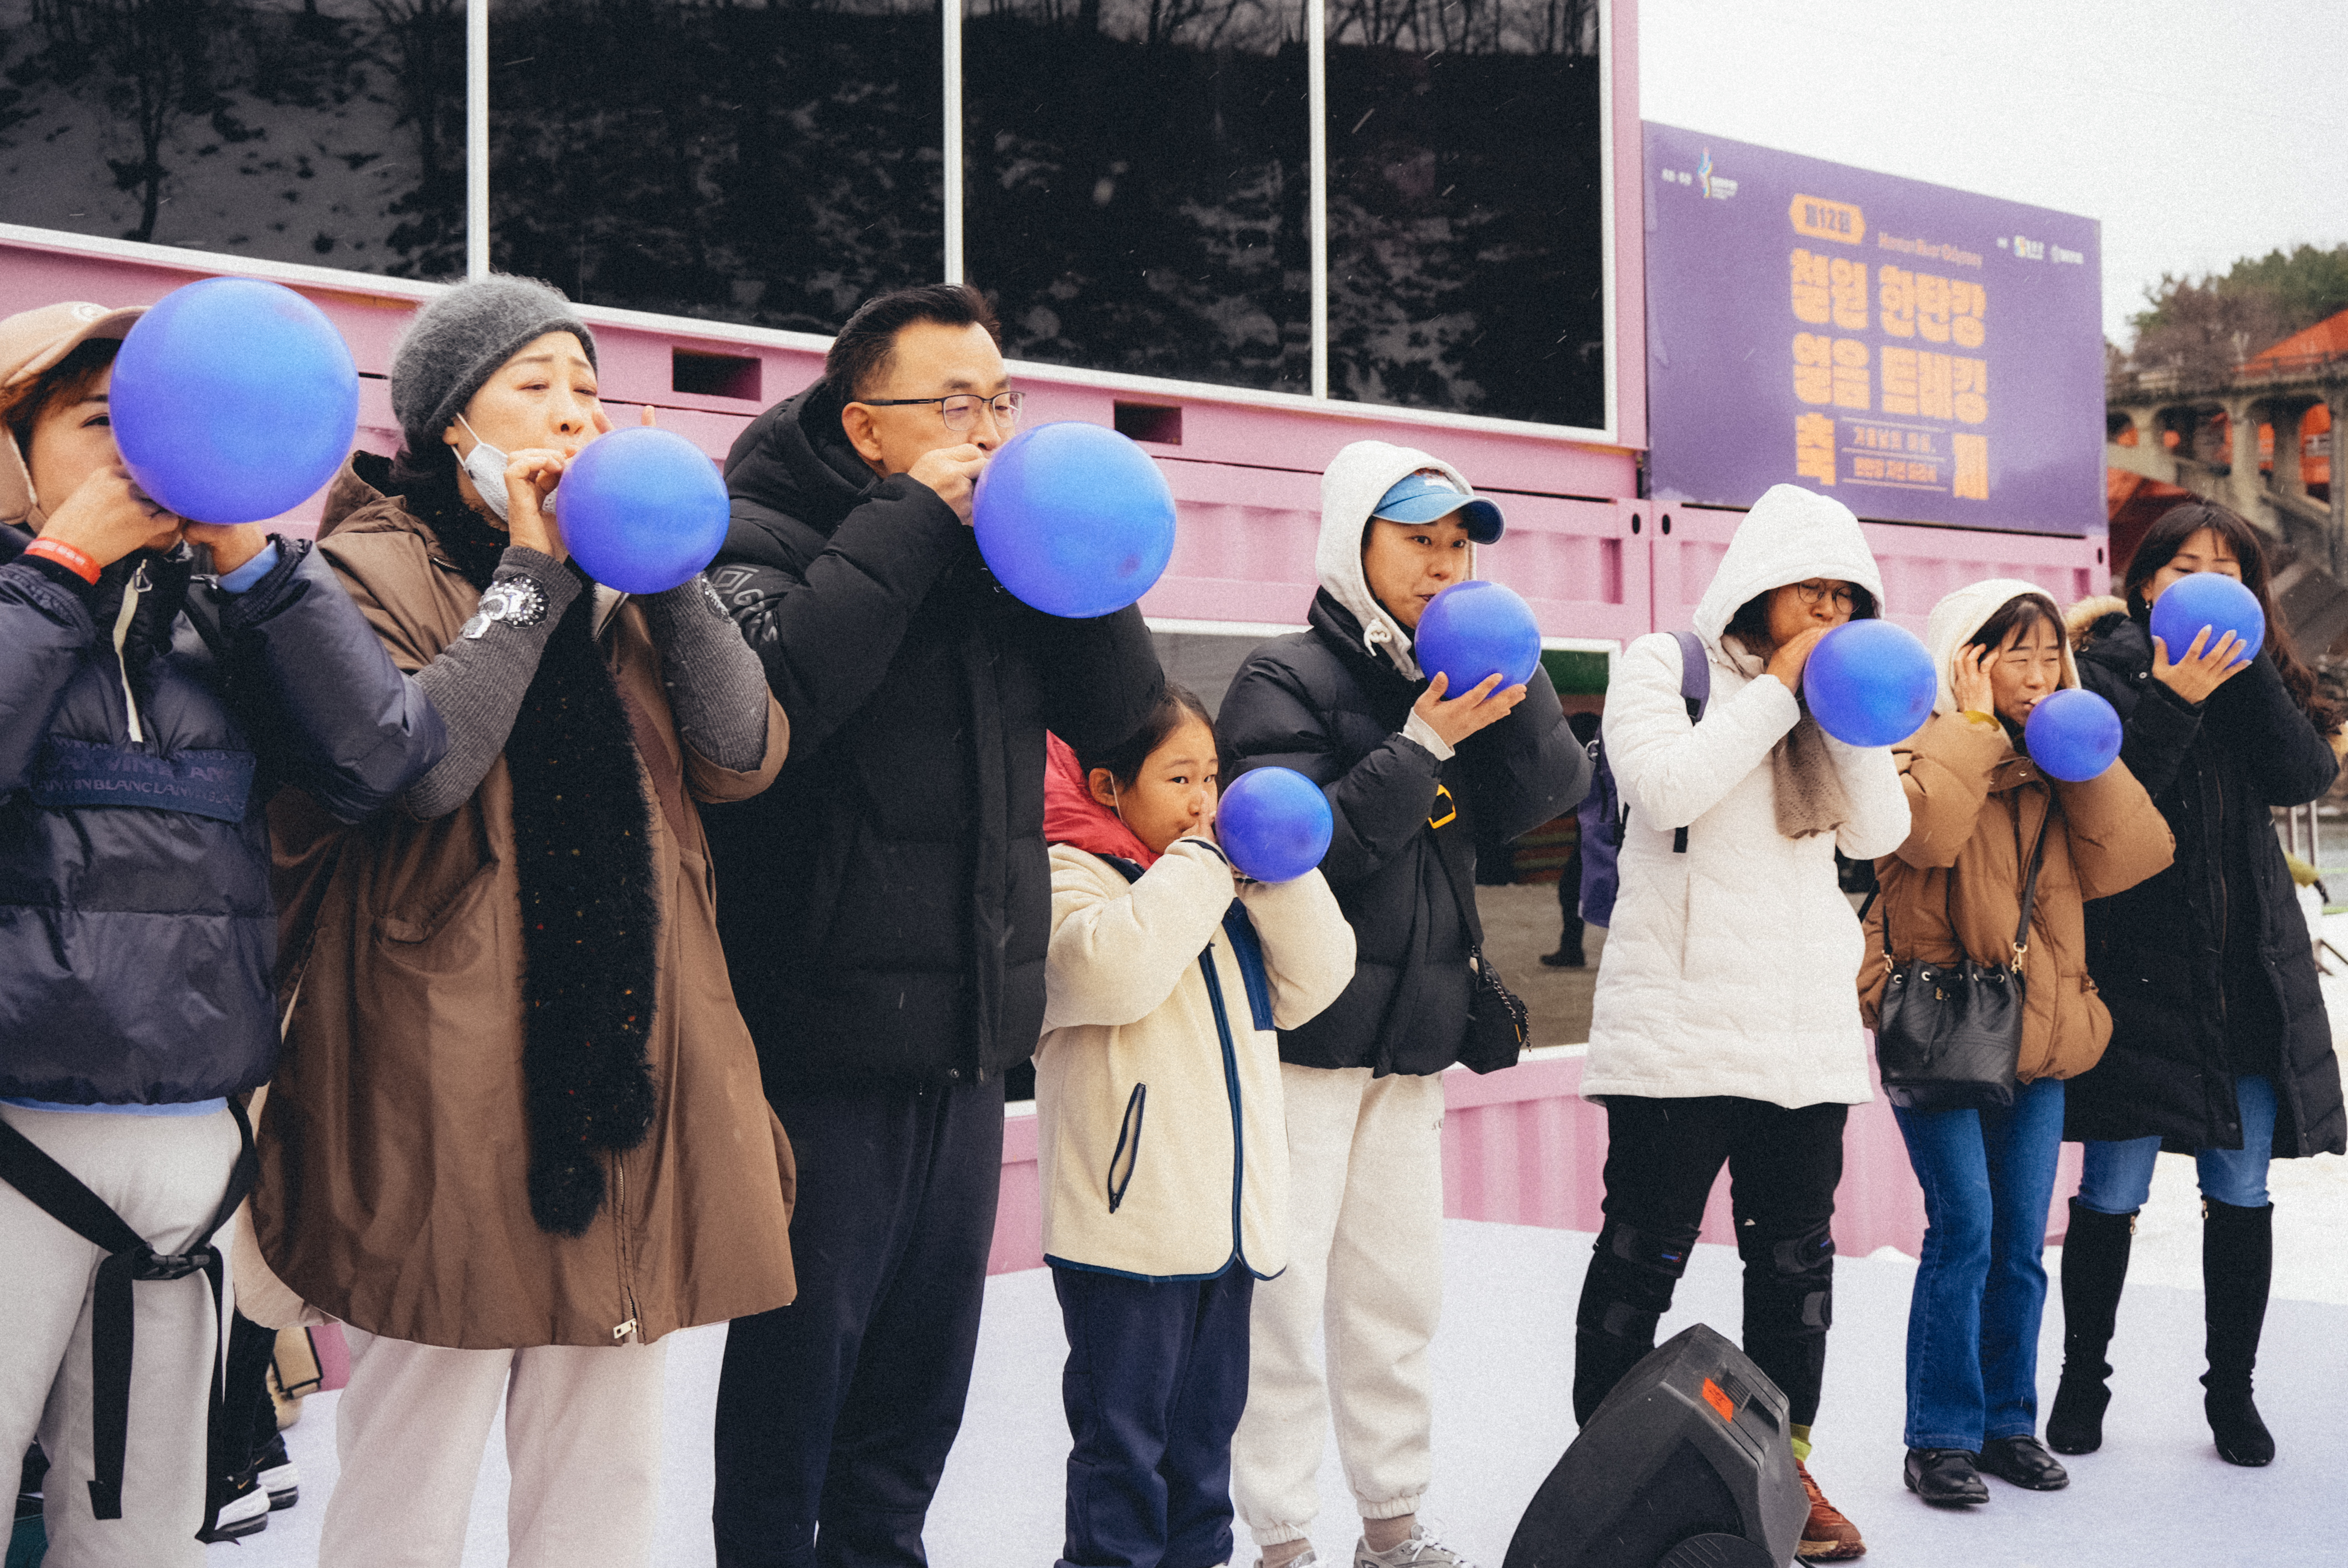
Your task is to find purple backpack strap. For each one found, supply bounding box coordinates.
[1667,631,1708,853]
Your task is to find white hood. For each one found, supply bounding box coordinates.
[1692,484,1886,651]
[1316,439,1483,681]
[1922,578,2079,716]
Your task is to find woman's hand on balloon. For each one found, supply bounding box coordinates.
[2153,625,2250,705]
[40,465,181,566]
[502,448,570,561]
[1949,644,1996,717]
[1415,670,1525,748]
[1764,625,1834,693]
[908,443,991,525]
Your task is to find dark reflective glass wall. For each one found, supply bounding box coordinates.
[1326,0,1605,428]
[0,0,465,276]
[488,0,941,334]
[964,0,1310,394]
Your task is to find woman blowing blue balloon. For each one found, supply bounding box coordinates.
[1860,582,2171,1509]
[2053,501,2345,1469]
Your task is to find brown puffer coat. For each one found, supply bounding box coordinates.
[1861,710,2175,1083]
[252,462,797,1350]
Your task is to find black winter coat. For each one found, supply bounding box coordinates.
[700,384,1164,1092]
[1217,590,1588,1076]
[2069,610,2346,1158]
[0,530,445,1106]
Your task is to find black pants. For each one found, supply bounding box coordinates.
[713,1078,1006,1568]
[1572,1095,1847,1427]
[1553,844,1585,959]
[1053,1264,1253,1568]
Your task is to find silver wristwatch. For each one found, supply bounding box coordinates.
[461,575,550,641]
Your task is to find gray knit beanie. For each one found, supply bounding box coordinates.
[390,276,598,458]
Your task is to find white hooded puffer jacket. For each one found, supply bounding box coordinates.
[1582,484,1911,1107]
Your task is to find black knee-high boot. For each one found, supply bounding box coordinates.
[2047,1200,2134,1455]
[2201,1197,2275,1467]
[1573,1219,1697,1423]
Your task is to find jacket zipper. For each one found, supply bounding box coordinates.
[611,1154,640,1342]
[1197,940,1247,1265]
[1106,1083,1147,1214]
[111,561,149,744]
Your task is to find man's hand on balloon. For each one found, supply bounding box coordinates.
[1765,625,1834,693]
[503,448,571,562]
[40,465,181,567]
[1949,644,1996,718]
[908,443,991,525]
[182,523,270,576]
[2153,625,2250,706]
[1415,670,1525,748]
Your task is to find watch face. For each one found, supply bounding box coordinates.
[461,576,550,640]
[698,575,730,620]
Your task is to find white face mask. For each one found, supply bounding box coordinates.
[455,414,554,523]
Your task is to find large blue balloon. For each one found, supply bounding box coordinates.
[2024,688,2123,782]
[1802,620,1936,746]
[972,422,1176,619]
[1414,580,1543,695]
[111,278,359,524]
[2149,571,2264,663]
[1217,766,1334,884]
[558,427,729,594]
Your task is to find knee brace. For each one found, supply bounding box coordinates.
[1578,1220,1699,1340]
[1738,1216,1835,1336]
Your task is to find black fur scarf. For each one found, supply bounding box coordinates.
[402,468,660,1237]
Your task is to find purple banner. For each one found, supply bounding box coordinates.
[1644,123,2103,535]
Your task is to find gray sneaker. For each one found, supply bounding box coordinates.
[1354,1524,1480,1568]
[1257,1552,1318,1568]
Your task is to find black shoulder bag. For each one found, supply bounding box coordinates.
[1428,818,1532,1075]
[1865,802,2052,1113]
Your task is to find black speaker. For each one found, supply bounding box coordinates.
[1503,1324,1808,1568]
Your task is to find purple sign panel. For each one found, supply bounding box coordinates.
[1644,124,2104,534]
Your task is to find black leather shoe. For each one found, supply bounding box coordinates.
[1539,947,1587,968]
[1974,1435,2070,1490]
[1904,1447,1989,1505]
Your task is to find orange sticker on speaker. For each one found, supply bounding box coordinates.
[1701,1378,1736,1422]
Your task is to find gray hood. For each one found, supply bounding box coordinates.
[1316,439,1484,681]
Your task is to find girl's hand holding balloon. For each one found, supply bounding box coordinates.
[1414,669,1525,749]
[2152,625,2250,706]
[1949,644,1996,719]
[1764,625,1834,692]
[42,464,180,567]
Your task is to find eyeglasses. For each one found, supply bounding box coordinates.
[1789,580,1857,612]
[854,390,1025,434]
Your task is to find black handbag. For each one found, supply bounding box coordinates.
[1429,823,1531,1075]
[1865,804,2053,1113]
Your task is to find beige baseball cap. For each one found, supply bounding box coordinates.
[1,301,145,529]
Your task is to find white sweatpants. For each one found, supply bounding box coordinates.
[317,1328,668,1568]
[0,1103,243,1568]
[1231,1065,1446,1545]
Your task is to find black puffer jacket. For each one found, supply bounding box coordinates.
[0,530,445,1105]
[1217,590,1587,1075]
[2068,605,2346,1158]
[700,383,1163,1092]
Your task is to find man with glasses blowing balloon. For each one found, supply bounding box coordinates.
[701,283,1164,1568]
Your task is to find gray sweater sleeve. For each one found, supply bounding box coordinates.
[635,575,771,771]
[399,548,581,821]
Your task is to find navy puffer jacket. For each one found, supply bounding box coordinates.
[0,529,446,1105]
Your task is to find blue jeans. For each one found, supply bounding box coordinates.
[2077,1075,2276,1213]
[1892,1075,2066,1451]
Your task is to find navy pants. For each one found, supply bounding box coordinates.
[1053,1262,1255,1568]
[713,1079,1005,1568]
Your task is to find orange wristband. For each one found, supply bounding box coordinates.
[23,538,101,585]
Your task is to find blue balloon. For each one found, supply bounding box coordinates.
[111,278,359,524]
[1414,579,1543,695]
[1217,766,1334,884]
[1802,619,1936,746]
[2149,571,2264,664]
[2024,688,2123,782]
[973,422,1176,619]
[558,427,729,595]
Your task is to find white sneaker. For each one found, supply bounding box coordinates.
[1355,1524,1480,1568]
[1257,1551,1319,1568]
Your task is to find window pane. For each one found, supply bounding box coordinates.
[0,0,465,277]
[1327,0,1606,429]
[964,0,1309,394]
[490,0,943,333]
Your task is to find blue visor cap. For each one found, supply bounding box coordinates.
[1369,471,1505,544]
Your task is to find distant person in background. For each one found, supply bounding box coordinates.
[1862,582,2170,1508]
[1218,441,1584,1568]
[1543,710,1604,967]
[1573,484,1908,1562]
[2053,502,2345,1468]
[0,300,442,1564]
